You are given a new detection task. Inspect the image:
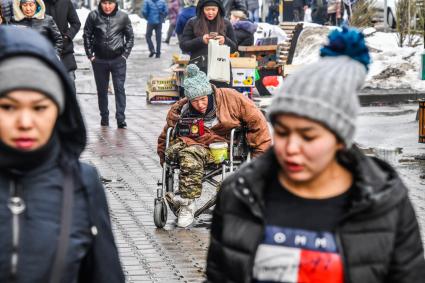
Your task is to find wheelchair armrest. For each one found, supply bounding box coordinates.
[165,127,174,149]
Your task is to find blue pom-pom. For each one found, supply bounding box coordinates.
[320,26,371,71]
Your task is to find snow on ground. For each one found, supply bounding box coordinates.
[292,26,425,92]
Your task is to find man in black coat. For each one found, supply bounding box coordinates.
[293,0,308,21]
[44,0,81,89]
[83,0,134,129]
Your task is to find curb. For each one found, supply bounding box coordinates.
[358,90,425,105]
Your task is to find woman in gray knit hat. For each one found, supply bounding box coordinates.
[205,27,425,283]
[0,26,124,282]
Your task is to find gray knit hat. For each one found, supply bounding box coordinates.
[0,56,65,113]
[183,64,213,101]
[268,27,370,147]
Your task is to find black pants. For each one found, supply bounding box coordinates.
[68,71,76,93]
[146,23,162,55]
[91,56,127,123]
[293,7,305,22]
[165,23,176,43]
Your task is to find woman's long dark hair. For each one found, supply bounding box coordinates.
[194,11,226,37]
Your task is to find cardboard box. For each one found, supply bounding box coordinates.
[230,56,257,69]
[147,90,179,104]
[232,68,255,87]
[148,76,177,92]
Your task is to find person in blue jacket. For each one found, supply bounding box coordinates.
[0,26,125,283]
[175,0,197,42]
[141,0,168,58]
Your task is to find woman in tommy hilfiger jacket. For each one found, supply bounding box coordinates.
[206,27,425,283]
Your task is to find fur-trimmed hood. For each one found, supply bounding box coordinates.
[13,0,45,21]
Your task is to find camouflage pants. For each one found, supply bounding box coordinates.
[165,141,214,199]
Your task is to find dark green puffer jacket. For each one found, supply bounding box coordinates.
[206,148,425,283]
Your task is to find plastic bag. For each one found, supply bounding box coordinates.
[207,39,231,83]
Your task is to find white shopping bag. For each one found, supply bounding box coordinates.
[207,39,231,83]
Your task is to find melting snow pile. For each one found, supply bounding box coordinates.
[293,26,425,92]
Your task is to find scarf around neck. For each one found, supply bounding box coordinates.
[0,131,60,174]
[186,94,217,123]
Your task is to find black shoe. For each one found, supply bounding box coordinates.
[149,52,155,58]
[163,40,170,44]
[117,121,127,129]
[101,118,109,127]
[155,53,161,58]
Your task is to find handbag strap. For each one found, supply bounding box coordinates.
[49,170,74,283]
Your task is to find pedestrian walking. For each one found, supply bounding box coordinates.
[83,0,134,129]
[244,0,259,22]
[44,0,81,90]
[164,0,180,44]
[221,0,246,17]
[293,0,308,21]
[266,0,279,24]
[175,0,197,42]
[311,0,328,25]
[206,27,425,282]
[230,9,257,46]
[157,64,271,228]
[327,0,342,25]
[0,25,125,283]
[179,0,237,83]
[141,0,168,58]
[0,0,13,24]
[11,0,63,56]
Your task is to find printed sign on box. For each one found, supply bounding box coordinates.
[232,68,255,87]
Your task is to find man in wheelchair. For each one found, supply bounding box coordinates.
[157,64,271,227]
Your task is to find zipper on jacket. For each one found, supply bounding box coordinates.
[106,16,111,59]
[335,229,350,283]
[232,176,266,283]
[7,180,26,282]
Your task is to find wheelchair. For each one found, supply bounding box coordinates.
[154,126,251,228]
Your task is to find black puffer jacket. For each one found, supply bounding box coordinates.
[233,20,256,46]
[83,3,134,60]
[179,0,237,72]
[221,0,246,17]
[11,0,63,55]
[206,148,425,283]
[0,0,13,23]
[0,26,125,283]
[44,0,81,71]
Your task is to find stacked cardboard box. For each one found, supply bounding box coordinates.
[146,76,179,104]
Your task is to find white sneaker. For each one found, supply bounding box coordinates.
[177,199,196,228]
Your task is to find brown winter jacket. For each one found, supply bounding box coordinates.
[157,87,271,163]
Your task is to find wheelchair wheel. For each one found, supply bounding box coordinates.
[153,199,168,228]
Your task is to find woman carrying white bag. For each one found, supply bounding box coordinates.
[180,0,237,87]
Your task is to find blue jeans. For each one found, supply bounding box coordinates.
[248,8,260,22]
[91,56,127,123]
[146,23,162,55]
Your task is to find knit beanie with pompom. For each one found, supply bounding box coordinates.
[183,64,213,101]
[267,26,371,148]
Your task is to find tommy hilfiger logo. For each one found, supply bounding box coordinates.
[266,226,338,253]
[253,226,344,283]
